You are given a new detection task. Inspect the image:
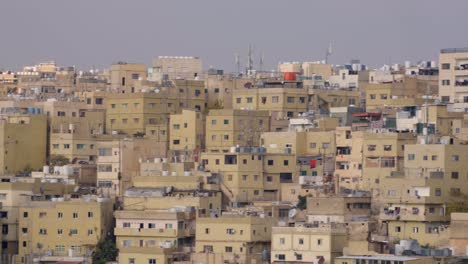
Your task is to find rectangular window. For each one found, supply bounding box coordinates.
[287,97,295,103]
[268,160,274,166]
[452,155,460,161]
[272,96,279,103]
[225,246,233,253]
[408,154,415,160]
[76,144,85,150]
[452,172,459,179]
[441,63,450,70]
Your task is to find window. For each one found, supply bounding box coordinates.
[408,154,415,160]
[58,212,63,218]
[268,160,274,166]
[246,97,253,103]
[283,160,289,166]
[88,212,94,218]
[52,144,59,149]
[123,222,131,228]
[225,246,233,253]
[299,238,304,245]
[254,190,259,195]
[383,145,392,151]
[370,94,376,100]
[23,212,28,218]
[367,145,376,151]
[242,175,248,181]
[452,172,459,179]
[309,143,316,148]
[442,80,450,86]
[435,188,442,196]
[380,94,388,99]
[173,124,180,129]
[73,213,78,219]
[76,144,85,150]
[287,97,295,103]
[223,119,229,125]
[129,258,135,264]
[322,143,330,149]
[423,155,428,161]
[70,229,78,235]
[205,228,210,234]
[226,228,235,235]
[278,254,285,260]
[317,239,322,246]
[452,155,460,161]
[272,96,279,103]
[88,229,93,235]
[441,63,450,70]
[122,118,128,124]
[299,97,306,103]
[395,226,401,232]
[413,227,419,233]
[58,229,63,235]
[432,155,438,161]
[223,135,229,140]
[148,259,156,264]
[279,238,285,245]
[236,98,241,104]
[133,118,139,124]
[63,144,70,149]
[211,119,217,125]
[55,245,65,252]
[296,254,303,261]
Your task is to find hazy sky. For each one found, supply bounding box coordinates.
[1,0,468,72]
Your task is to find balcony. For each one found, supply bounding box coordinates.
[380,207,448,222]
[114,227,194,238]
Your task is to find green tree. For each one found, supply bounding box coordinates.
[92,234,118,264]
[48,155,70,166]
[297,195,307,210]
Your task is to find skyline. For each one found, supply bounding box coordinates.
[1,0,468,71]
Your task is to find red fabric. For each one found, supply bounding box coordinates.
[310,159,316,168]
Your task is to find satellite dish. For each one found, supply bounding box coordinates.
[288,209,297,218]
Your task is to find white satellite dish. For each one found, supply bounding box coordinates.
[288,209,297,218]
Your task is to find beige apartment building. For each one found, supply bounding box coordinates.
[0,113,47,175]
[17,197,113,264]
[109,62,147,93]
[193,215,274,264]
[232,81,309,131]
[114,209,195,264]
[0,178,77,263]
[170,110,204,151]
[271,223,348,264]
[106,80,206,135]
[439,48,468,112]
[334,127,364,191]
[150,56,202,81]
[205,109,270,152]
[96,137,167,197]
[361,131,416,191]
[308,89,360,115]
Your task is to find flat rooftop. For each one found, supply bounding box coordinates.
[441,47,468,54]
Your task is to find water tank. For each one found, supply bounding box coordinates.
[162,158,168,163]
[162,171,169,176]
[154,158,161,163]
[184,171,191,176]
[43,166,50,174]
[283,72,297,81]
[171,171,177,176]
[230,146,237,153]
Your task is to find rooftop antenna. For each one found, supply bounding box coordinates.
[325,42,333,64]
[246,44,253,75]
[235,53,240,75]
[259,51,264,72]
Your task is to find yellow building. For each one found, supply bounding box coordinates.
[439,48,468,112]
[110,62,147,93]
[272,223,348,264]
[334,127,364,191]
[0,178,77,263]
[114,209,195,264]
[170,110,204,151]
[336,255,434,264]
[232,81,309,131]
[106,80,206,135]
[0,113,47,174]
[17,197,113,264]
[96,137,167,197]
[206,109,270,152]
[193,215,274,264]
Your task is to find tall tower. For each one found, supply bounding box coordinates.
[246,44,253,75]
[325,42,333,64]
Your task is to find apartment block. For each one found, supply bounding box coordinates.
[193,215,274,264]
[170,110,204,151]
[439,48,468,112]
[110,62,147,93]
[271,223,348,264]
[18,197,113,264]
[205,109,270,152]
